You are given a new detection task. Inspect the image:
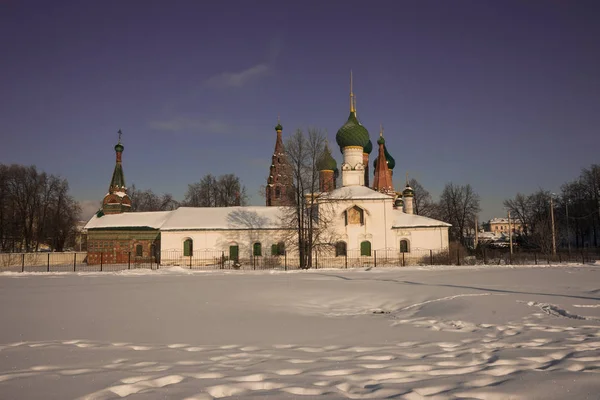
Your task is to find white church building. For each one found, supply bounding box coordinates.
[84,77,450,267]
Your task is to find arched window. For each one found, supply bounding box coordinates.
[275,187,281,199]
[335,241,347,257]
[400,240,410,253]
[253,242,262,256]
[360,241,371,256]
[135,244,143,257]
[345,206,364,225]
[183,239,193,257]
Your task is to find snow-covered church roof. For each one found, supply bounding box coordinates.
[160,206,289,231]
[390,209,451,228]
[320,185,393,201]
[85,207,290,231]
[85,211,172,230]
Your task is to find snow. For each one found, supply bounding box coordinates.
[104,191,128,198]
[160,206,288,230]
[84,211,172,230]
[321,185,394,200]
[1,264,599,399]
[391,209,452,228]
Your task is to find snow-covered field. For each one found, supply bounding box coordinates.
[1,264,599,399]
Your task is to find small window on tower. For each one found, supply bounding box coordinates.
[136,244,143,257]
[275,187,281,199]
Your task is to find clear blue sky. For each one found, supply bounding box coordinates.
[1,0,599,221]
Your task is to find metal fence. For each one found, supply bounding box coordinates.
[1,247,598,273]
[0,251,158,273]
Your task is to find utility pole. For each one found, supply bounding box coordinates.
[474,216,479,248]
[550,196,556,256]
[565,200,571,256]
[508,211,513,255]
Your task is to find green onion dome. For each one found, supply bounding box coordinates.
[275,123,283,132]
[115,143,124,153]
[336,111,370,149]
[363,139,373,154]
[377,135,385,145]
[403,184,414,197]
[372,145,395,170]
[316,144,338,171]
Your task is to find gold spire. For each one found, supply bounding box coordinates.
[380,123,383,137]
[350,70,355,112]
[118,129,122,144]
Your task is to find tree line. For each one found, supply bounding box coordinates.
[503,164,600,251]
[0,164,81,252]
[129,173,248,211]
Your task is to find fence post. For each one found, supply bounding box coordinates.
[189,254,192,269]
[128,252,131,269]
[21,253,25,272]
[221,251,225,270]
[100,252,103,272]
[74,253,76,272]
[509,249,512,265]
[285,252,287,271]
[534,252,537,265]
[402,252,405,267]
[253,256,256,270]
[345,253,348,269]
[456,249,460,266]
[430,250,433,265]
[558,253,562,263]
[581,251,585,264]
[47,253,50,272]
[374,250,377,268]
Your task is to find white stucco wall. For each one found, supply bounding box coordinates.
[323,197,449,254]
[160,229,291,259]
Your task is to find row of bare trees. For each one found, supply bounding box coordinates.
[504,164,600,251]
[0,164,81,252]
[127,174,248,212]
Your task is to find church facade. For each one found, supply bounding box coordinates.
[85,77,450,266]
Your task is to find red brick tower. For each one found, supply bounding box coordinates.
[266,120,293,206]
[372,127,395,195]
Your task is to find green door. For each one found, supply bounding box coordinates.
[229,245,239,261]
[360,241,371,256]
[184,239,193,256]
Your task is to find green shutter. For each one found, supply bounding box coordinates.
[360,241,371,256]
[271,244,278,255]
[253,242,262,256]
[184,239,192,256]
[229,245,239,261]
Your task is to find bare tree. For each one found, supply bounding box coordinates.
[409,178,437,217]
[0,164,80,252]
[437,183,480,246]
[129,184,179,212]
[282,128,341,269]
[184,174,248,207]
[504,189,554,252]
